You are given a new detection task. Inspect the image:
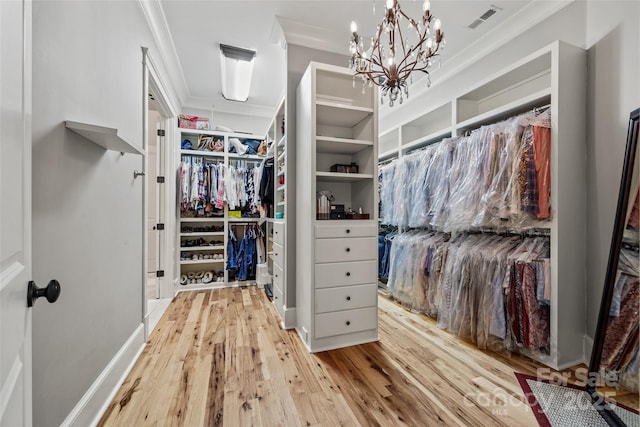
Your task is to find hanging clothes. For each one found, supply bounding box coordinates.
[378,108,552,232]
[259,157,275,211]
[386,230,551,355]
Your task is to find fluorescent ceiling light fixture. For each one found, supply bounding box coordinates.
[220,44,256,102]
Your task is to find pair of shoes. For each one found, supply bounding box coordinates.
[181,253,192,260]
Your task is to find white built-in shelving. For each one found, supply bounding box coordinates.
[177,128,268,290]
[377,40,586,370]
[296,62,379,353]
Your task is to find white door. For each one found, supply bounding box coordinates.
[1,0,33,426]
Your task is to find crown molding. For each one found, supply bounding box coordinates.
[379,0,575,118]
[277,16,349,57]
[137,0,189,107]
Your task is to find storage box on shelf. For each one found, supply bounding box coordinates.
[377,40,586,370]
[296,62,379,352]
[178,127,269,289]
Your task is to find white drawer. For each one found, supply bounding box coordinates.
[271,242,284,268]
[315,222,377,239]
[273,263,284,290]
[273,283,284,318]
[315,237,376,264]
[315,283,378,313]
[315,306,377,339]
[273,221,284,245]
[315,260,377,289]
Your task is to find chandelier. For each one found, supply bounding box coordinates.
[349,0,445,106]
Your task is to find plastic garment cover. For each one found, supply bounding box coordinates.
[378,109,553,232]
[386,230,551,355]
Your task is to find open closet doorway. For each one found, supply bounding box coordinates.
[142,47,176,339]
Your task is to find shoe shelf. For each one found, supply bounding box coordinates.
[179,232,224,237]
[180,245,224,251]
[180,217,224,222]
[180,259,225,265]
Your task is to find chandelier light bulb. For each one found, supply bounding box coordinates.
[422,0,430,13]
[351,21,358,33]
[386,0,394,10]
[434,18,441,31]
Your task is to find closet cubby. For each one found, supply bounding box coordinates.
[296,62,379,352]
[456,50,552,131]
[378,128,399,157]
[401,102,452,146]
[177,127,268,290]
[378,40,587,370]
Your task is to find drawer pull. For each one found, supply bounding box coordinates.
[346,320,351,326]
[275,274,278,278]
[346,247,350,252]
[346,272,351,277]
[346,229,351,234]
[346,296,351,301]
[275,253,278,256]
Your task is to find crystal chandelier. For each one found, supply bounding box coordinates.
[349,0,445,106]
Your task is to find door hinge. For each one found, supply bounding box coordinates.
[156,223,165,230]
[157,129,165,137]
[156,270,165,278]
[156,176,165,183]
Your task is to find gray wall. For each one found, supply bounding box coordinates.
[31,1,169,425]
[380,0,640,343]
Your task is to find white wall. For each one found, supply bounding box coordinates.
[31,1,174,425]
[379,0,640,345]
[584,0,640,338]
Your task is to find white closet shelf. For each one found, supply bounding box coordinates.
[277,201,286,207]
[316,101,373,128]
[278,169,286,177]
[316,136,373,154]
[180,217,224,222]
[180,259,225,265]
[316,171,374,182]
[277,185,285,192]
[65,121,143,155]
[277,152,286,162]
[456,89,551,132]
[180,149,224,157]
[379,148,400,161]
[179,246,224,251]
[179,232,224,237]
[228,217,263,223]
[277,135,286,148]
[228,153,266,161]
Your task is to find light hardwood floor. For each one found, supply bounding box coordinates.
[98,287,638,426]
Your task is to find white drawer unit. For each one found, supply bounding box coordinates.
[315,237,377,264]
[315,283,378,313]
[273,282,284,318]
[315,260,377,288]
[273,263,284,291]
[273,221,285,245]
[315,222,377,239]
[315,306,378,339]
[271,242,284,269]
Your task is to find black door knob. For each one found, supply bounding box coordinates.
[27,280,61,307]
[346,247,351,252]
[346,272,351,277]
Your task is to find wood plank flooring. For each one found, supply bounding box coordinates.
[98,287,638,426]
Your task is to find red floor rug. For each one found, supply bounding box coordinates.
[515,373,639,427]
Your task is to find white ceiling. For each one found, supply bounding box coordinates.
[156,0,535,120]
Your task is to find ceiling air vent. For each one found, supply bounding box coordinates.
[467,5,501,29]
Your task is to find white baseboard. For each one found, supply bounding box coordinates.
[60,324,146,427]
[282,306,296,330]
